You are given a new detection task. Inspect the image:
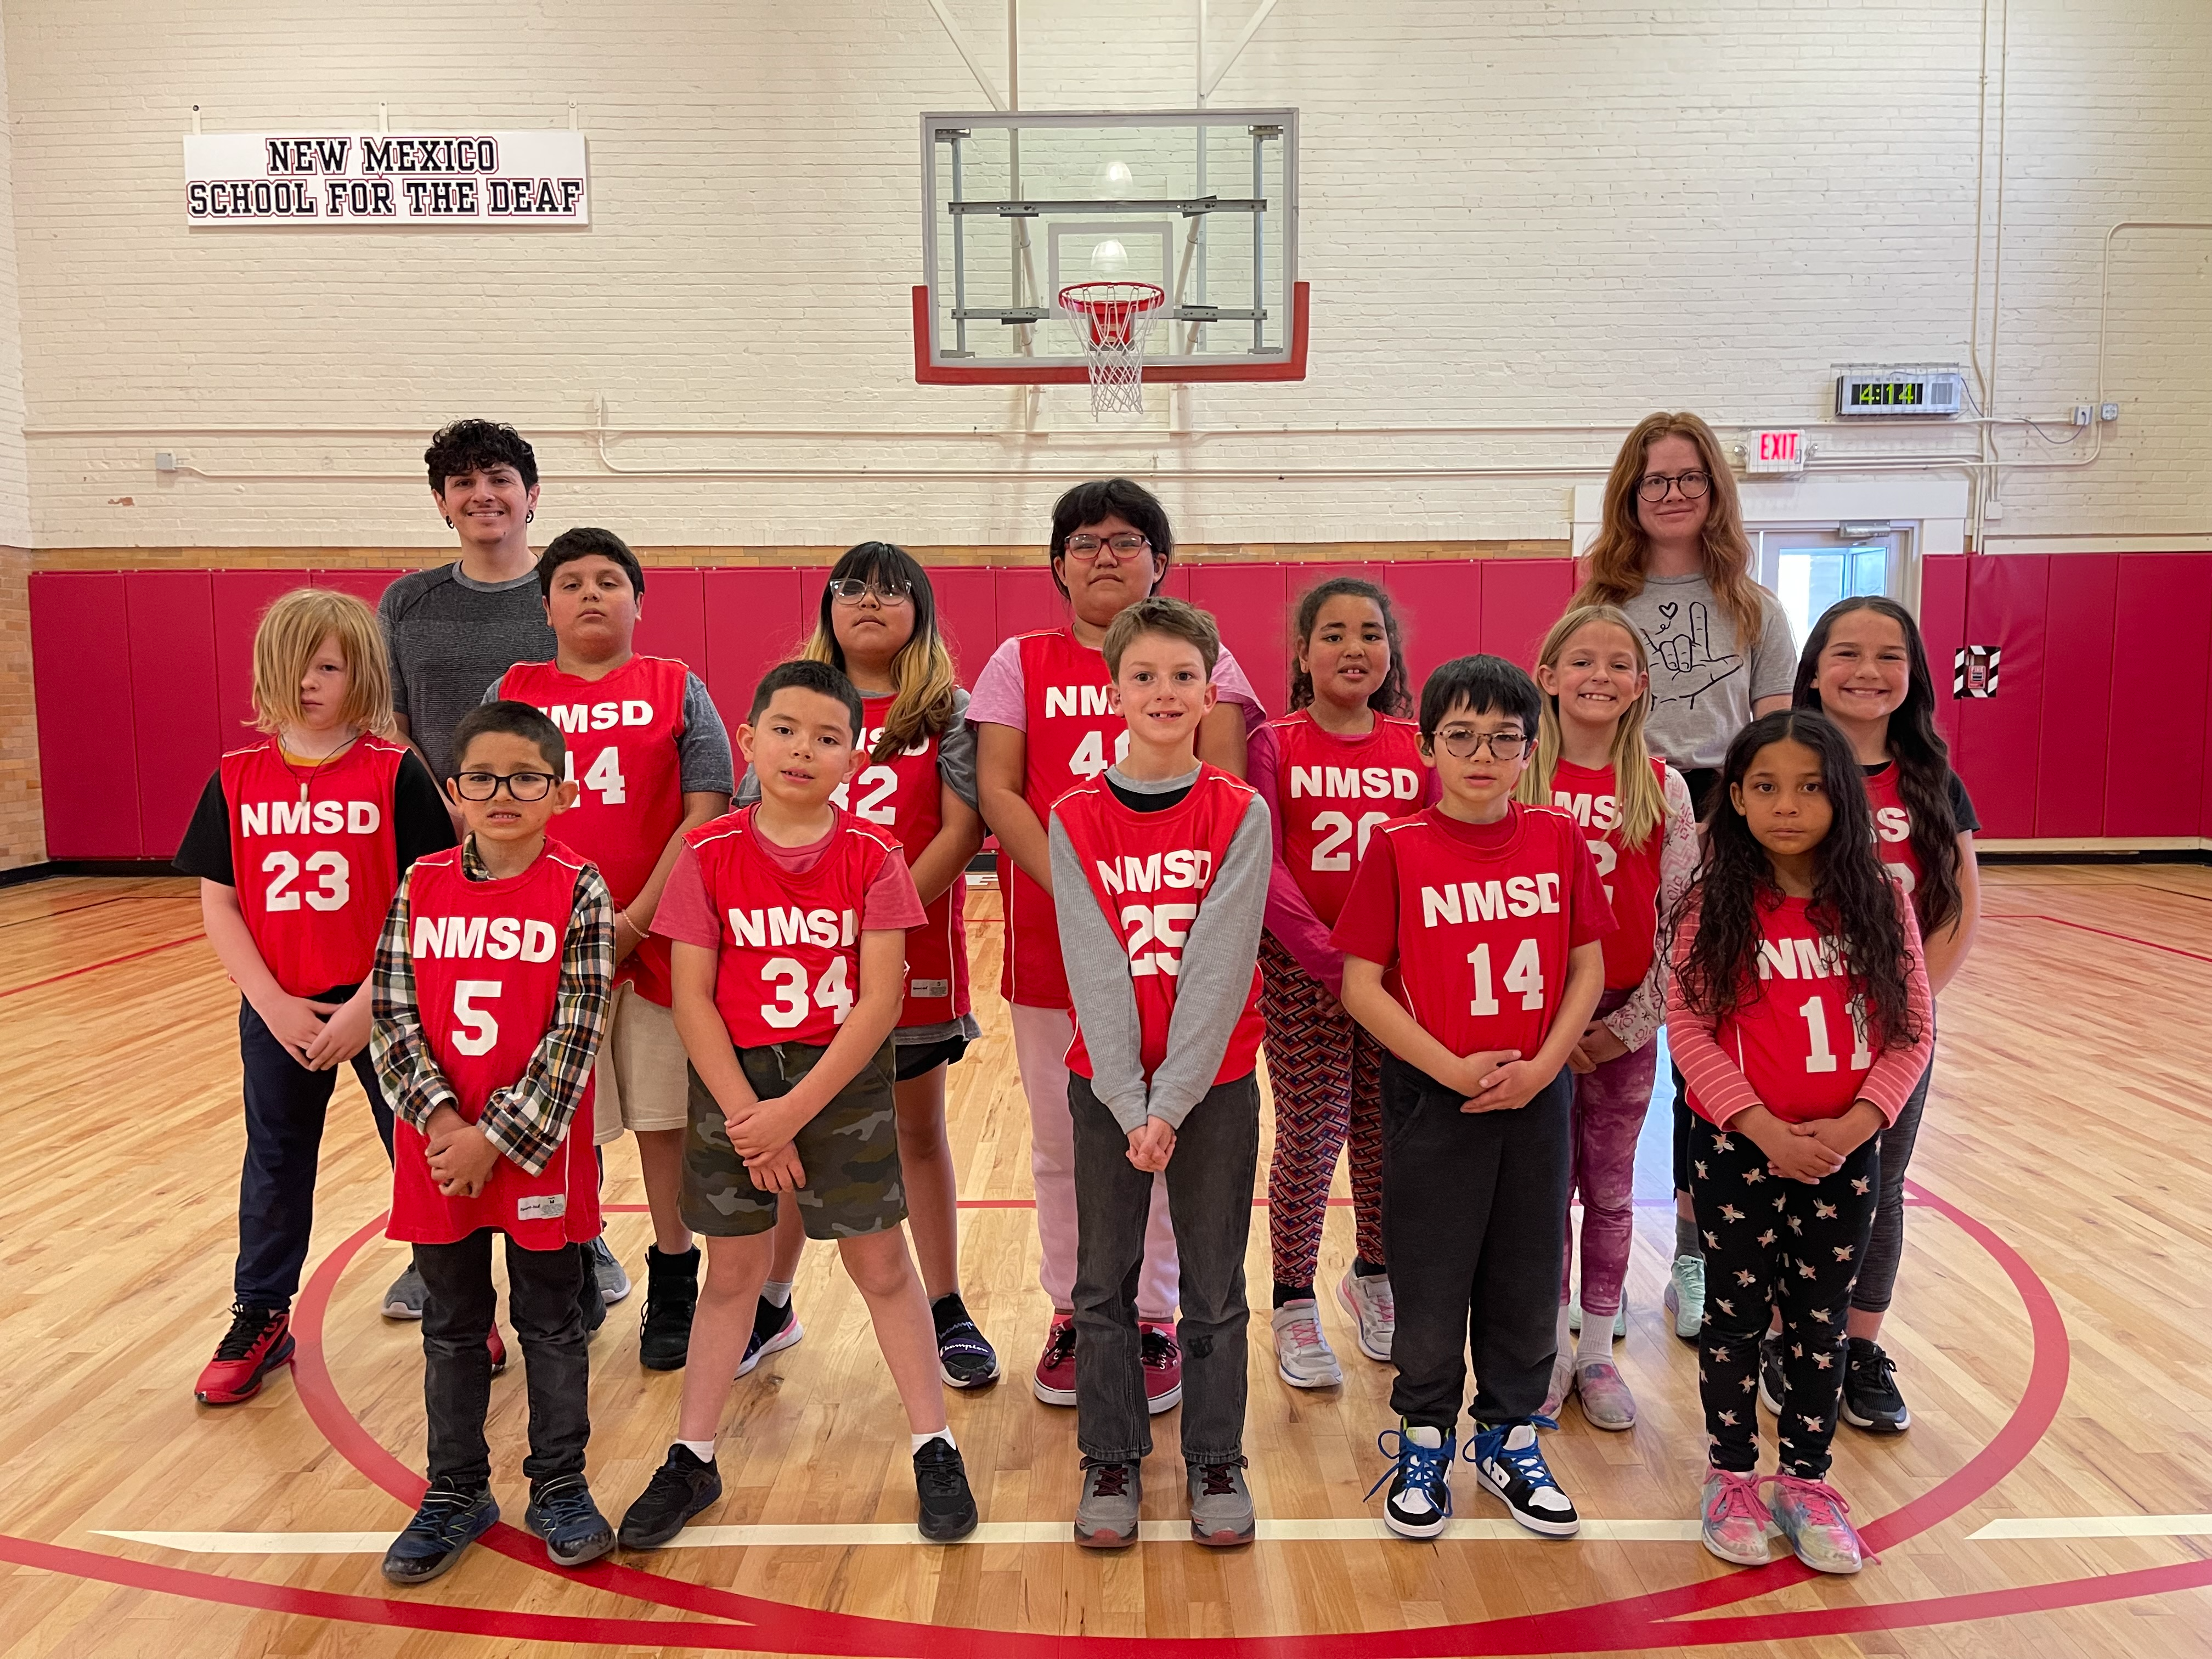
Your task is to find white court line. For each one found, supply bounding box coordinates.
[1968,1515,2212,1541]
[94,1519,1703,1552]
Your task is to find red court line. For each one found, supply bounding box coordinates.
[1984,912,2212,966]
[0,934,201,999]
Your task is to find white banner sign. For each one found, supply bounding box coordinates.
[183,131,588,226]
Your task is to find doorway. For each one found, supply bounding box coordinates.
[1753,525,1910,651]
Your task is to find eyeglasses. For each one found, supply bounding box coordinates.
[1434,728,1530,761]
[1638,469,1711,503]
[1060,532,1153,563]
[828,577,913,606]
[453,770,558,802]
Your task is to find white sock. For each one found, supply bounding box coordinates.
[1554,1301,1575,1359]
[677,1438,716,1464]
[761,1280,793,1308]
[1577,1311,1616,1365]
[912,1429,955,1454]
[1404,1424,1444,1450]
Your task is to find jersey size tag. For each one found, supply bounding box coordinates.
[517,1193,568,1221]
[910,978,951,998]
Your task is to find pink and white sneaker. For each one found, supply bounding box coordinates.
[1765,1474,1864,1574]
[1698,1468,1774,1566]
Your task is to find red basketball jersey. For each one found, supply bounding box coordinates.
[1863,763,1925,910]
[1051,766,1266,1086]
[1354,803,1600,1060]
[497,654,691,1007]
[1687,895,1872,1126]
[831,693,969,1031]
[998,628,1134,1008]
[1549,758,1668,993]
[1261,710,1427,928]
[219,733,409,996]
[387,841,602,1249]
[687,808,901,1050]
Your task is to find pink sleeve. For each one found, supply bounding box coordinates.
[1207,645,1271,732]
[1248,722,1344,993]
[1663,890,1765,1128]
[863,848,927,931]
[965,636,1028,731]
[650,845,723,950]
[1855,894,1935,1125]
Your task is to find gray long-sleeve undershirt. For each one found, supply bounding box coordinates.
[1049,764,1271,1134]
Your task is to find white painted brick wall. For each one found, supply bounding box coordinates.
[1,0,2204,550]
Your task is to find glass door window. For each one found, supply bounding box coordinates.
[1756,529,1903,651]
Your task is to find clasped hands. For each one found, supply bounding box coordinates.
[720,1089,812,1194]
[424,1104,502,1198]
[1737,1102,1883,1184]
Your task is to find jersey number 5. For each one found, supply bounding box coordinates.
[450,979,502,1057]
[263,850,350,912]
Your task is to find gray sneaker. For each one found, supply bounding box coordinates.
[1188,1459,1255,1547]
[588,1237,631,1305]
[1074,1458,1141,1549]
[1271,1300,1342,1389]
[381,1263,426,1321]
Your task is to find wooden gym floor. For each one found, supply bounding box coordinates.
[1,864,2209,1658]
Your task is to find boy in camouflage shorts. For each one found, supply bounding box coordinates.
[616,661,978,1549]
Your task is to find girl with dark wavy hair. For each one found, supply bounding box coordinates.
[1666,709,1932,1577]
[1792,595,1981,1435]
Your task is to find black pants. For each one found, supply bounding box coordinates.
[1852,1046,1934,1316]
[236,990,394,1308]
[413,1228,591,1489]
[1069,1070,1260,1466]
[1383,1055,1572,1432]
[1690,1121,1878,1479]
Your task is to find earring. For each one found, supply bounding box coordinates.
[526,509,535,523]
[443,517,453,528]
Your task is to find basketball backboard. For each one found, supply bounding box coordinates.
[917,109,1304,385]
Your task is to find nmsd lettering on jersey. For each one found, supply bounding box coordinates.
[1263,710,1428,928]
[1861,764,1925,905]
[1053,767,1265,1085]
[220,735,408,997]
[686,808,898,1049]
[1688,896,1872,1126]
[388,842,601,1250]
[498,656,690,1005]
[1043,684,1119,719]
[1417,872,1564,923]
[1549,758,1668,991]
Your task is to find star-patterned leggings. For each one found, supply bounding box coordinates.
[1690,1119,1880,1479]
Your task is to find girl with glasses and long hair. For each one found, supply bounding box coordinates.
[1572,411,1799,1343]
[1787,596,1980,1436]
[735,543,997,1388]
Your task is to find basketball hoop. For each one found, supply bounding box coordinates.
[1057,281,1165,416]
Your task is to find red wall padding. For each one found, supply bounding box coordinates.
[41,553,2212,859]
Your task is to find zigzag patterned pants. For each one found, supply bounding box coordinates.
[1259,934,1386,1292]
[1691,1120,1879,1479]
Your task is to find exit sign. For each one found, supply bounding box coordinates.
[1747,430,1807,474]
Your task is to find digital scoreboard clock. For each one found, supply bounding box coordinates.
[1835,368,1964,416]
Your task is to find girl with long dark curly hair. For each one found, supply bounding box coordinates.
[1245,577,1432,1389]
[1792,596,1982,1435]
[1666,709,1932,1578]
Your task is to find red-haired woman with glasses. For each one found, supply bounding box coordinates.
[1570,412,1796,1354]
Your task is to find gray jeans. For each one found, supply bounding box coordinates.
[1069,1070,1261,1466]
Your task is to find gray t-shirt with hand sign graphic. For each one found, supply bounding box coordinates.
[1617,572,1797,771]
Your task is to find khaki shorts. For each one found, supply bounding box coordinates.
[680,1035,906,1240]
[592,981,692,1145]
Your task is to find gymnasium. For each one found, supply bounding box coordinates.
[3,3,2209,1657]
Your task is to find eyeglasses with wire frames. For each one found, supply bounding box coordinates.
[1432,726,1531,761]
[452,769,560,802]
[828,577,914,606]
[1059,532,1153,564]
[1637,469,1712,503]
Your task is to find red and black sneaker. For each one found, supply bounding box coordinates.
[194,1302,295,1406]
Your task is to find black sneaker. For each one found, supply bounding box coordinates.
[1757,1331,1785,1415]
[618,1444,723,1550]
[913,1437,979,1541]
[639,1245,701,1372]
[1841,1338,1911,1432]
[932,1293,1001,1389]
[381,1478,498,1585]
[1469,1420,1580,1537]
[738,1295,804,1378]
[524,1474,615,1568]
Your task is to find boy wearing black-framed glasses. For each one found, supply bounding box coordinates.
[371,699,617,1585]
[1333,656,1613,1544]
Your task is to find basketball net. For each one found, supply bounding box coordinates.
[1058,282,1164,417]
